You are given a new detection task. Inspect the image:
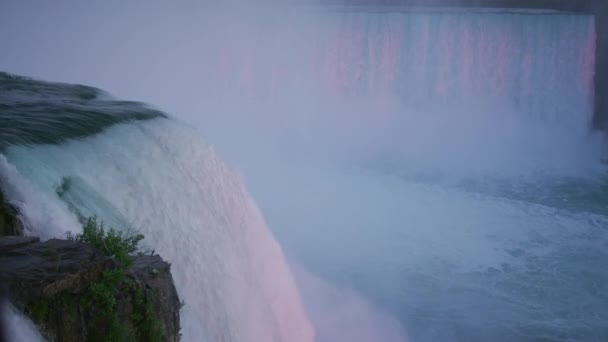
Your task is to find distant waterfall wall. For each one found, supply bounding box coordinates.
[205,9,595,131]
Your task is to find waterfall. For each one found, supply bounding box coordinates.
[200,9,595,128]
[0,75,315,341]
[2,302,45,342]
[0,4,606,342]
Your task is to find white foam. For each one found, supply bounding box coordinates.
[293,265,409,342]
[2,118,315,342]
[2,302,46,342]
[249,161,608,340]
[0,154,80,239]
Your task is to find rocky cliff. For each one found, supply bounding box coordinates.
[0,198,181,342]
[0,235,181,341]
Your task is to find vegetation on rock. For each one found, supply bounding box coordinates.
[0,215,179,341]
[67,216,143,267]
[64,216,165,342]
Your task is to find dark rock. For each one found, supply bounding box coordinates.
[0,237,180,341]
[0,190,24,237]
[0,236,39,252]
[132,255,181,342]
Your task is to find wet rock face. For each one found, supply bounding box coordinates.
[0,190,23,237]
[0,236,180,342]
[132,255,182,342]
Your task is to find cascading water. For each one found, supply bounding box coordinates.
[0,74,315,342]
[2,3,608,342]
[206,9,595,121]
[2,302,45,342]
[170,7,608,342]
[166,8,603,182]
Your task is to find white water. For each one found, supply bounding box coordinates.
[0,119,315,342]
[248,161,608,338]
[2,302,45,342]
[2,2,608,341]
[178,8,608,341]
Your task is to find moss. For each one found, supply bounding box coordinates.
[84,271,165,342]
[131,288,165,342]
[28,299,49,322]
[57,294,79,322]
[27,293,81,323]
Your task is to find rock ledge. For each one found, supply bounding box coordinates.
[0,236,180,342]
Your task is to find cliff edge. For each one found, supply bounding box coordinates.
[0,190,181,342]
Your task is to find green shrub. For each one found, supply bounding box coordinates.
[131,288,165,342]
[67,216,143,267]
[65,217,164,341]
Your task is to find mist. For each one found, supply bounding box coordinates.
[1,1,607,341]
[0,1,414,341]
[1,0,602,176]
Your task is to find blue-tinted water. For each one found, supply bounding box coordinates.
[1,4,607,342]
[223,8,608,342]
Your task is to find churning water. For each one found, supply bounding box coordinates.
[1,3,608,342]
[190,7,608,342]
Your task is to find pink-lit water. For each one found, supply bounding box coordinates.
[0,4,605,342]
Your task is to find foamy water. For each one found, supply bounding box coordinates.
[1,119,315,342]
[1,3,607,341]
[2,302,46,342]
